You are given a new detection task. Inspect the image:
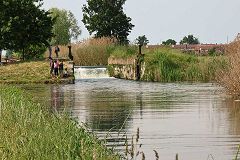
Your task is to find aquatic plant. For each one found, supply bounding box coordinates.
[234,145,240,160]
[0,86,119,160]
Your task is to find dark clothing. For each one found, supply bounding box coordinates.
[59,62,63,71]
[55,46,60,58]
[53,61,59,76]
[54,68,59,76]
[59,62,64,77]
[50,59,54,75]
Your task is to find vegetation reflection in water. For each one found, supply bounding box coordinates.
[21,79,240,160]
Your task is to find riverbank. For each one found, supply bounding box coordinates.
[108,47,227,82]
[0,60,74,84]
[0,86,119,159]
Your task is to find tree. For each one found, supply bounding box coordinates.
[180,35,200,45]
[50,8,81,45]
[162,39,177,45]
[82,0,134,44]
[0,0,54,60]
[135,35,149,46]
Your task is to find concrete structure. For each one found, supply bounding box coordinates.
[108,56,145,80]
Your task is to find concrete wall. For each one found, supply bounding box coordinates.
[108,56,145,80]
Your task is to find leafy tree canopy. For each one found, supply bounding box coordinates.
[162,39,177,45]
[135,35,149,46]
[180,35,200,45]
[0,0,54,60]
[82,0,134,45]
[50,8,81,45]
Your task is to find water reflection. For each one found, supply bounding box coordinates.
[21,79,240,160]
[78,90,132,131]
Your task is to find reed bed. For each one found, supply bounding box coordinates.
[46,38,115,66]
[216,41,240,94]
[48,37,138,66]
[0,86,119,160]
[142,47,227,82]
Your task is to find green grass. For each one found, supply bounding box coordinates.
[142,47,227,82]
[0,61,74,84]
[0,86,119,160]
[109,45,138,58]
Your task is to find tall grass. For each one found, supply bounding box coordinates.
[48,37,138,66]
[0,86,119,160]
[46,37,115,66]
[110,45,138,59]
[216,41,240,94]
[142,47,227,82]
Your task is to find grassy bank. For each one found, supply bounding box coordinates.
[0,86,119,160]
[0,61,74,84]
[142,48,227,82]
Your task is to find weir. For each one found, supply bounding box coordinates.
[74,66,109,79]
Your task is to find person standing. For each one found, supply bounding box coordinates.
[54,45,60,58]
[54,59,59,77]
[59,60,64,78]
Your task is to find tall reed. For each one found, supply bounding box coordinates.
[142,47,227,82]
[216,41,240,94]
[46,37,116,66]
[0,86,119,160]
[47,37,138,66]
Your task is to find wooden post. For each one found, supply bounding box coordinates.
[136,45,142,80]
[68,45,73,61]
[68,45,75,83]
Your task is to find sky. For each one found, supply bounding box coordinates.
[42,0,240,45]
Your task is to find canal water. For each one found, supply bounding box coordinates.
[23,78,240,160]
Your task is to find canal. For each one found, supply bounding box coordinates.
[23,77,240,160]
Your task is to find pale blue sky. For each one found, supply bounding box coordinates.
[43,0,240,44]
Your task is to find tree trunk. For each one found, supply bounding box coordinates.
[22,48,25,60]
[0,50,2,63]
